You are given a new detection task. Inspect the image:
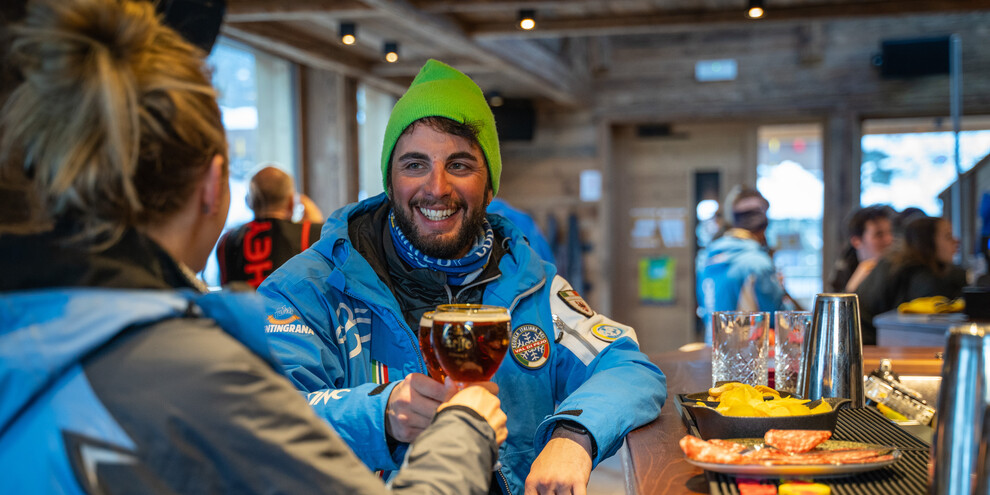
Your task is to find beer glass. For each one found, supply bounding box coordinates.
[711,311,770,387]
[417,311,446,382]
[431,304,510,384]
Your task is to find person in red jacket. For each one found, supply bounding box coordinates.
[217,165,324,287]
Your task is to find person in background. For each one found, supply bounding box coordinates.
[893,206,927,239]
[856,216,966,345]
[976,192,990,286]
[258,59,666,495]
[0,1,506,493]
[827,204,896,293]
[487,197,556,264]
[977,237,990,287]
[696,186,786,342]
[216,165,324,288]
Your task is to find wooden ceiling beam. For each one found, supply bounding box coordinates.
[359,0,584,105]
[469,0,990,39]
[220,22,408,95]
[225,0,376,23]
[415,0,647,14]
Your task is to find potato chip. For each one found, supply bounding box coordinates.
[701,382,830,417]
[722,404,762,417]
[755,385,781,398]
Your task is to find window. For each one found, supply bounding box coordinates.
[201,38,297,286]
[861,116,990,215]
[757,124,824,310]
[357,83,396,200]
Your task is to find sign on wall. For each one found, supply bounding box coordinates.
[629,207,687,249]
[639,256,676,304]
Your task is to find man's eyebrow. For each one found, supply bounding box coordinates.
[396,151,430,162]
[447,151,479,162]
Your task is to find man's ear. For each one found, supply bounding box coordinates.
[285,193,296,217]
[200,154,225,215]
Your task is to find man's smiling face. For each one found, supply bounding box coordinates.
[389,121,491,259]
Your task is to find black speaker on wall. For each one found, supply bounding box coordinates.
[875,36,951,78]
[156,0,226,53]
[492,98,535,142]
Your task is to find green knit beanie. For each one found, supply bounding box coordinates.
[381,59,501,196]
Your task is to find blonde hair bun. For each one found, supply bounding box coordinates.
[0,0,225,244]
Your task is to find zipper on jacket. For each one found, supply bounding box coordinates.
[454,272,501,302]
[495,467,512,495]
[341,288,427,376]
[506,275,546,312]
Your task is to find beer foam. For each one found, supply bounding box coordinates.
[432,311,509,323]
[419,311,434,324]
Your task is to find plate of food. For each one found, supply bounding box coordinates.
[680,429,900,478]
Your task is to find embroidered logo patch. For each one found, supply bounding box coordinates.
[590,323,625,343]
[265,307,313,334]
[510,324,550,369]
[267,313,300,325]
[557,289,594,317]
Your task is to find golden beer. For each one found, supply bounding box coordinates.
[417,311,446,382]
[431,305,510,382]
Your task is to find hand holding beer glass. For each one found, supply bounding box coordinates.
[430,304,511,387]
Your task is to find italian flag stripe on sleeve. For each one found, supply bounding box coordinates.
[372,359,389,384]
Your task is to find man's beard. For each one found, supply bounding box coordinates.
[392,200,488,259]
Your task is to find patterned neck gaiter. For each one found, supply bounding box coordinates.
[388,210,493,286]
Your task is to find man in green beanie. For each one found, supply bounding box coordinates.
[259,59,667,495]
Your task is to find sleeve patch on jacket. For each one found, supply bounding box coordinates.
[590,323,626,343]
[510,324,550,370]
[557,289,595,317]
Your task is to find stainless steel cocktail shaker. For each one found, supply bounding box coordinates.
[930,323,986,495]
[797,293,865,407]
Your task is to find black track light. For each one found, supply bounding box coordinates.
[747,0,764,19]
[340,22,356,45]
[518,9,536,30]
[384,41,399,63]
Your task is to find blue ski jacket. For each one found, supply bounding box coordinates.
[696,229,785,340]
[259,193,667,494]
[0,289,274,494]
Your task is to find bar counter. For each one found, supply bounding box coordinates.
[621,346,943,494]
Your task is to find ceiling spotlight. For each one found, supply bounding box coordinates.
[488,91,504,108]
[339,22,356,45]
[518,9,536,30]
[747,0,764,18]
[383,41,399,63]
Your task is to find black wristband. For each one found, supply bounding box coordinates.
[553,420,598,458]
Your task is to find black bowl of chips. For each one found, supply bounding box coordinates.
[679,395,851,440]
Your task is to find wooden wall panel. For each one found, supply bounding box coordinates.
[299,66,358,213]
[496,106,606,307]
[611,123,753,354]
[594,12,990,121]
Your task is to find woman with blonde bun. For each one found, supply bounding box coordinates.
[0,0,505,493]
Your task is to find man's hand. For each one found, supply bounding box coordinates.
[297,193,325,223]
[524,426,594,495]
[385,373,454,443]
